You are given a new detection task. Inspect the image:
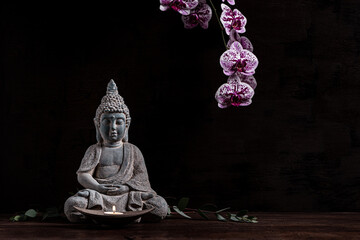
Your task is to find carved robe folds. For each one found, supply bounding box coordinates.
[64,143,168,222]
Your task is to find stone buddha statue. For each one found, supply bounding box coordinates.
[64,80,168,223]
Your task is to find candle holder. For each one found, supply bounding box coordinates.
[103,205,123,215]
[74,206,155,226]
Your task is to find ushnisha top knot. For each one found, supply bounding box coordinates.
[106,79,118,95]
[94,80,131,128]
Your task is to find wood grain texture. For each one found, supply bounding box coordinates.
[1,213,360,239]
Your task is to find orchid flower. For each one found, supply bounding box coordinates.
[182,0,212,29]
[220,4,247,35]
[227,29,253,52]
[215,82,254,108]
[222,0,235,6]
[160,0,199,15]
[220,41,258,76]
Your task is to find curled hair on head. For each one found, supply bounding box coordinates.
[94,80,131,142]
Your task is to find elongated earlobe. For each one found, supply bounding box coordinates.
[123,127,129,142]
[94,118,102,143]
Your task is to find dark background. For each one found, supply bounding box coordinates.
[1,1,360,213]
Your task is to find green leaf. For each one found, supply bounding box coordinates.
[230,214,241,222]
[167,206,171,216]
[25,209,37,218]
[243,215,258,223]
[177,197,189,211]
[173,206,191,219]
[196,209,209,220]
[237,210,248,217]
[216,207,231,213]
[12,214,27,221]
[216,213,227,222]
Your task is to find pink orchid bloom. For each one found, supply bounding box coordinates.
[160,0,199,15]
[220,41,258,76]
[220,4,247,35]
[227,72,257,90]
[215,82,254,108]
[222,0,235,6]
[227,29,253,52]
[181,0,212,29]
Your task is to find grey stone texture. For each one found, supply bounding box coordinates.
[64,80,168,223]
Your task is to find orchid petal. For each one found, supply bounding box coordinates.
[160,0,174,5]
[240,36,253,52]
[240,49,258,75]
[227,73,257,90]
[178,9,191,15]
[183,0,199,10]
[222,0,235,5]
[230,41,243,53]
[227,29,242,47]
[181,2,211,29]
[160,0,199,15]
[160,5,170,11]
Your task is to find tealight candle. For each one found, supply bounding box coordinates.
[104,205,123,215]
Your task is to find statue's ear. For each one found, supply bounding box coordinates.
[94,118,102,143]
[123,127,129,142]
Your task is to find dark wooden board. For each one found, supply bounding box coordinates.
[1,212,359,239]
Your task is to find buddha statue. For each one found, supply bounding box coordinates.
[64,80,168,223]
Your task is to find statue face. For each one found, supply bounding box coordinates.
[99,112,127,145]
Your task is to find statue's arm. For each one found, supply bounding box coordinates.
[77,170,107,194]
[77,169,97,189]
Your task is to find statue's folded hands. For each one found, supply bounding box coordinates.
[106,184,130,196]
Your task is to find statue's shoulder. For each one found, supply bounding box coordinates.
[77,143,102,174]
[124,142,144,159]
[82,143,102,159]
[85,143,101,152]
[124,142,140,152]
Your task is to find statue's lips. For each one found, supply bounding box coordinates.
[110,132,118,137]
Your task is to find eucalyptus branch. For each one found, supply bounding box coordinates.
[167,197,257,223]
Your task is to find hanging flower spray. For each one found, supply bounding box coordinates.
[160,0,259,108]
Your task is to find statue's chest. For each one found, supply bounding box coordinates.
[99,147,124,166]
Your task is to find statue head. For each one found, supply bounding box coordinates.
[94,80,131,145]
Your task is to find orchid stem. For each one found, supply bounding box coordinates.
[208,0,228,49]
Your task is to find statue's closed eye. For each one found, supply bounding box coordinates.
[102,119,111,124]
[116,120,124,125]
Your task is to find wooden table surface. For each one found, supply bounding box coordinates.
[1,212,359,239]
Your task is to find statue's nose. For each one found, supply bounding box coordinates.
[111,121,116,130]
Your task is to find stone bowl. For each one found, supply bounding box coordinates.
[74,206,154,226]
